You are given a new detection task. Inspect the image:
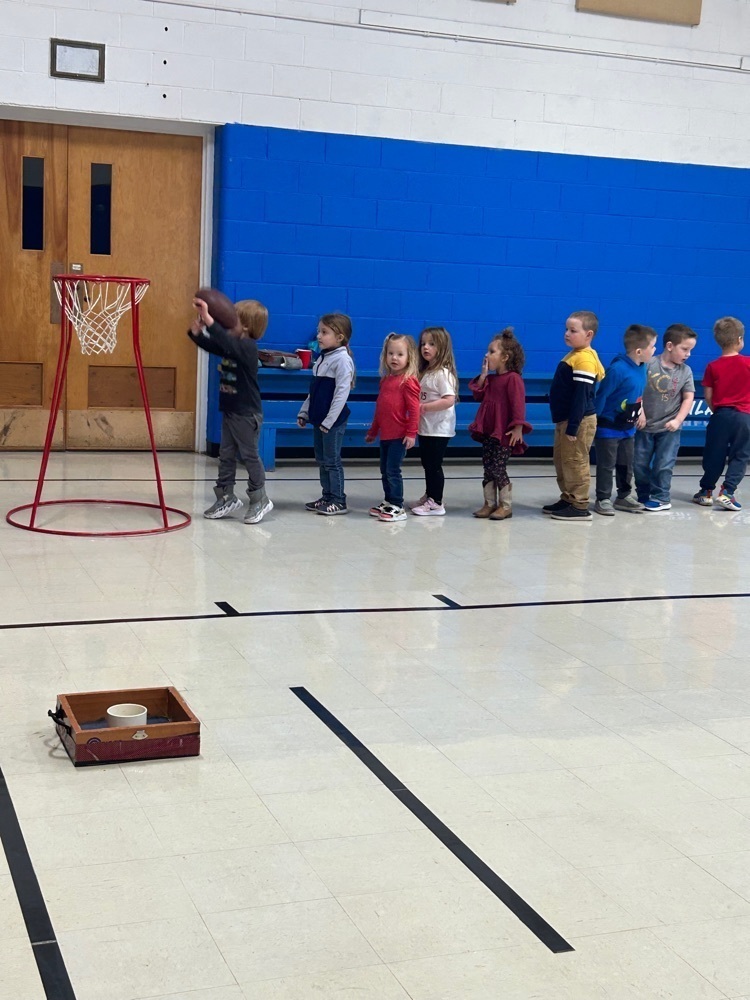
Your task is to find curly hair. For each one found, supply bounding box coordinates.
[490,328,525,374]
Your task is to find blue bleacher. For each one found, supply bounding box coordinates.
[244,368,709,471]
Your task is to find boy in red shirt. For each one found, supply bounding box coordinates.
[693,316,750,511]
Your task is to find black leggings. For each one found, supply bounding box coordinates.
[418,436,451,503]
[481,436,512,490]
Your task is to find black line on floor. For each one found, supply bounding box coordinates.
[290,687,574,954]
[0,767,77,1000]
[0,612,229,631]
[215,601,240,616]
[3,589,750,632]
[433,594,463,608]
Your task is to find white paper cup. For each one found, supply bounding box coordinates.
[106,703,148,728]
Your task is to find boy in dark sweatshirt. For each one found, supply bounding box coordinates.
[188,296,273,524]
[593,324,658,516]
[544,310,605,521]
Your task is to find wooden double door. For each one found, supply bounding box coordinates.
[0,121,202,449]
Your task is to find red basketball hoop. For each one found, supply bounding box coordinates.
[7,274,192,537]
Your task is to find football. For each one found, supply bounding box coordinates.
[195,287,240,332]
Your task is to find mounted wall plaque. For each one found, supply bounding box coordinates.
[575,0,701,26]
[50,38,106,82]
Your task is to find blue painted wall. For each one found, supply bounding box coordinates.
[209,123,750,439]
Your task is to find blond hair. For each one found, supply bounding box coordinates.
[235,299,268,341]
[714,316,744,349]
[379,333,419,379]
[418,326,458,392]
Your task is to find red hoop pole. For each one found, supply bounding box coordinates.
[29,284,74,528]
[130,281,169,528]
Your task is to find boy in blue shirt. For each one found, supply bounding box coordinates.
[594,324,658,516]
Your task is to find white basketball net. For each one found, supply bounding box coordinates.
[55,278,149,355]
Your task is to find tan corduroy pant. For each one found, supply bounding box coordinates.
[553,414,597,510]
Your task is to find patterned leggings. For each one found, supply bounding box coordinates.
[481,436,512,490]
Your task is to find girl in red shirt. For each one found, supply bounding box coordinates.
[469,328,532,520]
[366,334,421,522]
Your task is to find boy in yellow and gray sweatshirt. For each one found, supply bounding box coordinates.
[543,310,605,521]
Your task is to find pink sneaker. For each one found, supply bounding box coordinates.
[411,498,446,516]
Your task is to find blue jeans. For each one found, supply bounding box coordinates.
[699,407,750,493]
[634,429,681,503]
[313,422,347,505]
[380,438,406,507]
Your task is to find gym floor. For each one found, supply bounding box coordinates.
[2,451,750,1000]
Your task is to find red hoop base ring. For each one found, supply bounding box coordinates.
[6,499,191,538]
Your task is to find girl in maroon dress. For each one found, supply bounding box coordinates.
[468,328,532,520]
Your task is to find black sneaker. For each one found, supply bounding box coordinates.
[317,501,348,516]
[550,505,592,521]
[304,498,325,511]
[542,500,570,516]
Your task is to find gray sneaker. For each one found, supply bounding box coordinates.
[594,499,615,516]
[613,496,645,513]
[245,488,273,524]
[204,487,243,519]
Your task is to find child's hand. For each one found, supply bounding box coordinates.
[365,433,376,444]
[403,435,415,450]
[664,418,681,432]
[565,434,577,442]
[481,356,489,377]
[297,417,307,428]
[189,316,203,335]
[636,411,647,430]
[192,297,214,328]
[506,426,523,447]
[321,426,329,434]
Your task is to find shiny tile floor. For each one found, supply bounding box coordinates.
[2,451,750,999]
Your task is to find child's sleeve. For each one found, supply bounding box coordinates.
[469,375,486,401]
[368,389,381,440]
[190,323,255,368]
[297,393,310,422]
[405,377,421,437]
[701,362,715,389]
[682,366,696,396]
[321,355,354,430]
[507,373,532,433]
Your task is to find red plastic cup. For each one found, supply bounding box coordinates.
[296,349,312,369]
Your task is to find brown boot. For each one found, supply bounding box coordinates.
[490,483,512,520]
[473,482,498,518]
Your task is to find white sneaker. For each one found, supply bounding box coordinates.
[411,498,446,516]
[369,502,389,517]
[377,504,407,522]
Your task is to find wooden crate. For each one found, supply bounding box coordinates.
[50,686,200,766]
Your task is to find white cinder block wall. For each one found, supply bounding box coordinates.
[2,0,750,167]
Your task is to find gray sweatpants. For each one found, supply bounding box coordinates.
[217,411,265,493]
[595,435,635,501]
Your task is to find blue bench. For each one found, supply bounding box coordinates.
[210,368,710,470]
